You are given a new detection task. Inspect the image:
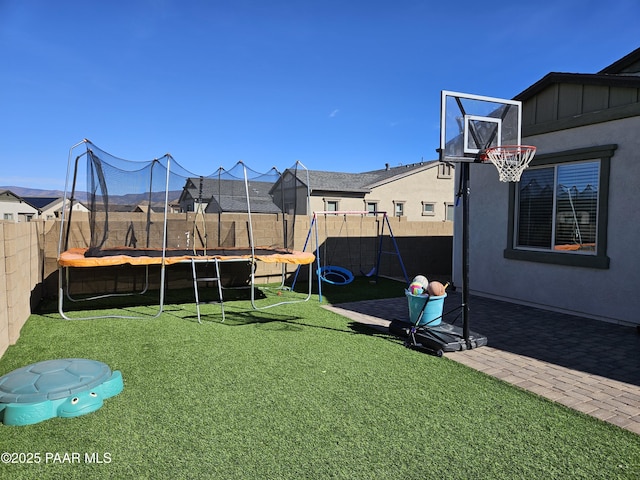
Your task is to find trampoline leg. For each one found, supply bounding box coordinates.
[191,260,202,324]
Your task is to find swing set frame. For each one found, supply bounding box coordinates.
[299,210,409,301]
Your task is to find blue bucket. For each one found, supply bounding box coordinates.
[405,290,447,326]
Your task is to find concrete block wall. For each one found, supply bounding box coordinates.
[0,221,45,357]
[0,224,7,357]
[306,214,453,281]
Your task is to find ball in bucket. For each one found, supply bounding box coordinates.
[408,275,429,295]
[427,281,447,296]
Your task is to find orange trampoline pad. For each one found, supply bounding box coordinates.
[59,247,315,267]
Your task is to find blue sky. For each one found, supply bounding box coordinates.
[1,0,638,190]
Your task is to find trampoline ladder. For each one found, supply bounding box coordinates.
[191,258,225,323]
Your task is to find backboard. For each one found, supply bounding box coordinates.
[439,90,522,163]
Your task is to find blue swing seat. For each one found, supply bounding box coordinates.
[317,265,354,285]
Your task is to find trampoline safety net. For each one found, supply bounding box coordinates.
[59,140,310,257]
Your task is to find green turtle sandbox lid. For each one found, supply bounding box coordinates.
[0,358,123,426]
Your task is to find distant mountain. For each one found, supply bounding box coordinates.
[0,186,183,206]
[0,186,66,197]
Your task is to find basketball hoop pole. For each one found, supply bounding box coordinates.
[461,162,471,346]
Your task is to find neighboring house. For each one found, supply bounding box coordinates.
[167,199,182,214]
[0,190,89,222]
[22,196,90,219]
[22,197,61,220]
[281,161,455,221]
[178,177,281,214]
[132,204,155,214]
[0,190,39,221]
[455,47,640,326]
[178,161,455,221]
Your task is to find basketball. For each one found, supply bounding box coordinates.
[427,281,446,297]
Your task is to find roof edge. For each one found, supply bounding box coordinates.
[598,47,640,74]
[514,72,640,101]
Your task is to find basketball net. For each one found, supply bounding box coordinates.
[483,145,537,182]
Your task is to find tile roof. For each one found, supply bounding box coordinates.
[305,160,439,193]
[181,177,281,213]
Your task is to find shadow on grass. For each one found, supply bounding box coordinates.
[42,275,405,316]
[345,320,403,346]
[38,285,267,315]
[309,275,407,304]
[168,297,406,348]
[175,308,303,328]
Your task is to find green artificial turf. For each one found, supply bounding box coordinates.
[1,278,639,479]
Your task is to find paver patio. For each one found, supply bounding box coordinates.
[324,291,640,435]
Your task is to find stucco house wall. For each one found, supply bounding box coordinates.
[309,163,454,222]
[365,166,453,221]
[40,198,89,220]
[453,101,640,326]
[310,194,366,215]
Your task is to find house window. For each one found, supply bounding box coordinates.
[445,203,454,221]
[422,202,435,216]
[3,213,13,221]
[506,144,614,269]
[516,161,599,252]
[438,162,453,179]
[366,202,378,216]
[325,200,339,212]
[394,201,404,217]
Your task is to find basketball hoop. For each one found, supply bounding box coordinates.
[483,145,537,183]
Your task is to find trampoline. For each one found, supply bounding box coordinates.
[57,140,315,320]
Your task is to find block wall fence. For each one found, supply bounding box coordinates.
[0,215,452,357]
